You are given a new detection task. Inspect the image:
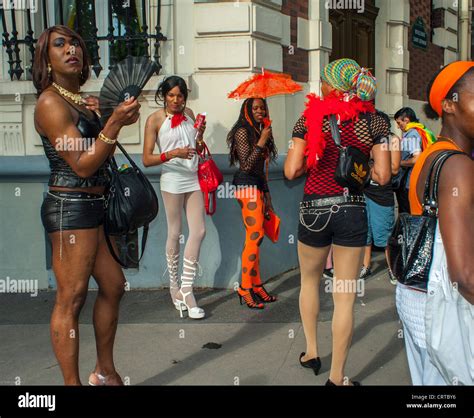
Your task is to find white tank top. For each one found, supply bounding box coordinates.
[156,114,200,194]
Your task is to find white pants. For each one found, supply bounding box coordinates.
[396,283,447,385]
[403,321,446,385]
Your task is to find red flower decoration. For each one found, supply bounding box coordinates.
[170,113,187,128]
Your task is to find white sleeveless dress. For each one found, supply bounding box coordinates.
[156,115,200,194]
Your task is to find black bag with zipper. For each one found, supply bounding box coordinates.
[387,150,464,290]
[329,115,370,192]
[104,141,159,268]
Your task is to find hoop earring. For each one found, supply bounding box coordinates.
[47,63,52,75]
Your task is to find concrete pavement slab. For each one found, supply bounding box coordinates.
[0,252,411,386]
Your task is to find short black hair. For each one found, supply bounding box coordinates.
[155,75,188,107]
[394,107,419,122]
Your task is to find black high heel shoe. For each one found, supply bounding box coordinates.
[325,378,361,386]
[299,352,321,375]
[237,286,264,309]
[253,284,277,303]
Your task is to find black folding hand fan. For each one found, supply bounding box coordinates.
[99,56,159,124]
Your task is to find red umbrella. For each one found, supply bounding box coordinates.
[228,68,302,100]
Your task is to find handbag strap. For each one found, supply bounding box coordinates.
[104,223,150,269]
[197,141,211,161]
[422,150,465,214]
[204,191,217,216]
[107,141,140,172]
[329,115,342,148]
[109,156,119,171]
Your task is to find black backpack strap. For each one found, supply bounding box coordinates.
[103,222,150,269]
[138,225,149,264]
[329,115,342,148]
[104,220,127,268]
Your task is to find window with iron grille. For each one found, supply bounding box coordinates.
[1,0,165,270]
[0,0,166,81]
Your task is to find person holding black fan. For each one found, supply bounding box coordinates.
[33,25,140,385]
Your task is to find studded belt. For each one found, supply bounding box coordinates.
[299,195,366,233]
[299,195,365,210]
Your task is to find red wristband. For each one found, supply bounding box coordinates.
[160,152,168,163]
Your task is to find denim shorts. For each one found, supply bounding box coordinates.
[365,197,395,247]
[40,191,106,234]
[298,196,368,248]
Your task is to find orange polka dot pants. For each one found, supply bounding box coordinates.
[236,188,265,289]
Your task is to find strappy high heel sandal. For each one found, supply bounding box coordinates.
[237,286,264,309]
[175,257,205,319]
[165,252,187,312]
[253,284,277,303]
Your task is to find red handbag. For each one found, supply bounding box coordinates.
[262,158,280,242]
[263,210,280,243]
[197,142,223,215]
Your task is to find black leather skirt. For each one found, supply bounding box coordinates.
[41,191,106,234]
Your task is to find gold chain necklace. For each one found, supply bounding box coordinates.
[52,82,84,106]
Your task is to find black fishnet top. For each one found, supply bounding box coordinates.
[292,111,390,196]
[231,127,269,192]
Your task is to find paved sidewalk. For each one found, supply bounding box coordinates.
[0,252,411,386]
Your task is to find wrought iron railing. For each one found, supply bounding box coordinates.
[0,0,166,80]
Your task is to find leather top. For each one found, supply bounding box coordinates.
[40,110,110,188]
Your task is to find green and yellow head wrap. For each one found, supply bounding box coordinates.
[321,58,377,101]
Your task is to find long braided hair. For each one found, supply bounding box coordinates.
[227,98,278,167]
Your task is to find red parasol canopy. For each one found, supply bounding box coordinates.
[228,69,302,100]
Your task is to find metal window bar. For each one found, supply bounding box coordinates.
[0,0,166,80]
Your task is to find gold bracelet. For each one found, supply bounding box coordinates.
[98,131,116,145]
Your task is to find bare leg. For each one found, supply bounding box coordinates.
[90,226,126,385]
[297,241,331,361]
[49,228,99,385]
[329,244,364,385]
[325,247,333,270]
[363,245,371,269]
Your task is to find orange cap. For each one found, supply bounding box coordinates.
[429,61,474,117]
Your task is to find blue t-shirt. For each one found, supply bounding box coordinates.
[401,128,422,189]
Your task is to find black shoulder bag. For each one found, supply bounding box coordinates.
[329,115,370,192]
[104,142,159,268]
[387,150,464,290]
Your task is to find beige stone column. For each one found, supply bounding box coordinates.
[374,0,410,117]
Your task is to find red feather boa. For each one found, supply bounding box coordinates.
[303,92,376,169]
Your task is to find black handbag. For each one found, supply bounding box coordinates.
[387,150,464,290]
[104,142,159,268]
[329,115,370,192]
